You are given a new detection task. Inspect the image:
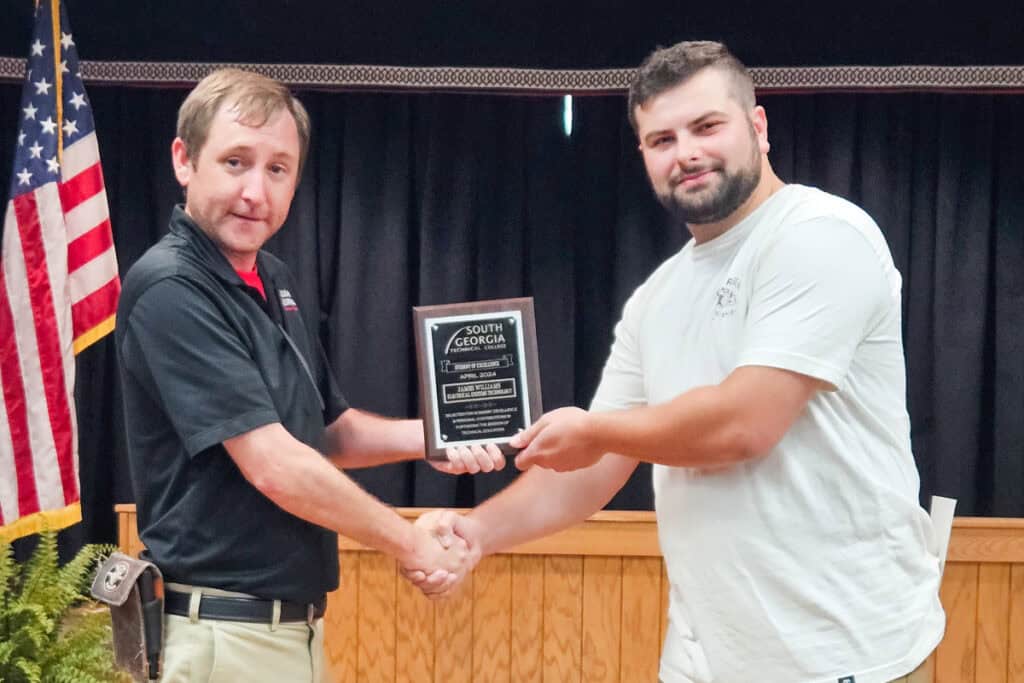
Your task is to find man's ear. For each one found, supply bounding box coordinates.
[751,106,770,154]
[170,137,192,188]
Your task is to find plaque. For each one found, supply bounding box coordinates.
[413,298,542,461]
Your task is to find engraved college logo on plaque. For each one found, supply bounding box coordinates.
[414,298,543,460]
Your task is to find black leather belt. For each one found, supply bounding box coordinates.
[164,589,326,624]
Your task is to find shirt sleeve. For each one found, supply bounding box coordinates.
[590,285,651,413]
[120,277,281,456]
[736,216,895,390]
[315,340,349,425]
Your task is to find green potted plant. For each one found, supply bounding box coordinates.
[0,530,128,682]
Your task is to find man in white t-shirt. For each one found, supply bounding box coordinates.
[405,41,945,683]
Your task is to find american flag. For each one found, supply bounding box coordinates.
[0,0,119,542]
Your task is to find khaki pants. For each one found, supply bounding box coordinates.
[160,614,325,683]
[889,655,931,682]
[158,584,326,683]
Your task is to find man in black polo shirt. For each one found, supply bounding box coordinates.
[116,68,502,682]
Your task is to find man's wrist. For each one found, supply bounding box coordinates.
[394,522,429,568]
[584,410,610,456]
[408,418,427,460]
[462,513,491,558]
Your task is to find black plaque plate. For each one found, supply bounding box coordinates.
[413,298,542,460]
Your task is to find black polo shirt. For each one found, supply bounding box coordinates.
[116,206,348,603]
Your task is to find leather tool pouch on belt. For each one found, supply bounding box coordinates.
[90,552,164,680]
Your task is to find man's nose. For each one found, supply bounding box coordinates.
[674,135,702,166]
[240,170,266,202]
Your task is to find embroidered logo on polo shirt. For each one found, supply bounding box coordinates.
[278,289,299,312]
[713,277,740,318]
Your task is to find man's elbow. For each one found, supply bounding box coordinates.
[653,426,767,468]
[730,422,785,463]
[239,459,286,500]
[225,424,302,499]
[230,443,295,501]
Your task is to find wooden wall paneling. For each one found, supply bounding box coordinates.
[116,510,127,551]
[544,555,584,682]
[1009,564,1024,683]
[324,550,360,681]
[117,510,137,557]
[395,567,436,683]
[620,557,662,683]
[511,555,545,683]
[581,556,622,682]
[976,563,1011,683]
[505,512,661,557]
[113,508,1024,683]
[947,520,1024,564]
[935,563,979,683]
[356,553,397,683]
[659,561,669,658]
[473,555,513,683]
[434,571,474,683]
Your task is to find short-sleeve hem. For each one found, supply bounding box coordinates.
[323,404,348,428]
[183,408,281,457]
[736,349,845,390]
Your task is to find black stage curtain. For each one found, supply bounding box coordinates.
[3,0,1022,67]
[2,86,1022,545]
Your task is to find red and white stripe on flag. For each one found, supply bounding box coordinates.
[0,0,119,542]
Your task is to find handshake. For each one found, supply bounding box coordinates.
[398,510,484,599]
[393,405,607,598]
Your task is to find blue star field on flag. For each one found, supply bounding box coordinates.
[9,1,95,199]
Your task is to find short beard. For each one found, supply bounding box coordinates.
[657,128,763,226]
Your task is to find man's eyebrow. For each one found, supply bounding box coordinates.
[690,110,729,126]
[217,144,296,161]
[217,143,253,155]
[643,129,673,145]
[642,110,732,143]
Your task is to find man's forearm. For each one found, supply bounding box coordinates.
[588,366,820,468]
[590,385,751,467]
[467,453,637,555]
[226,424,425,565]
[323,409,425,468]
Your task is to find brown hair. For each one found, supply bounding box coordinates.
[627,41,755,132]
[176,68,311,176]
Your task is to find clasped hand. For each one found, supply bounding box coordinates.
[509,406,604,472]
[400,511,482,599]
[429,443,506,475]
[400,408,605,598]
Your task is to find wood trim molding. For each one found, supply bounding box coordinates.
[114,505,1024,561]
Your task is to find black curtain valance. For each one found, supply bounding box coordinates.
[2,0,1022,71]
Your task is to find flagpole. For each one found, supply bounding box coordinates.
[50,0,63,165]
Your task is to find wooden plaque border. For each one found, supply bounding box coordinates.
[413,298,542,461]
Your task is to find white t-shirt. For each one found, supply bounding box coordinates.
[591,185,945,683]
